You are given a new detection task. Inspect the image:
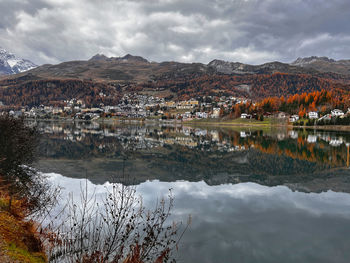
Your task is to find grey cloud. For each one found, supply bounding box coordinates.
[0,0,349,65]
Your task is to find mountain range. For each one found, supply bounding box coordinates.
[0,47,37,75]
[3,52,350,80]
[1,48,350,79]
[0,51,350,107]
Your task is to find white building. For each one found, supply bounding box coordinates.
[308,112,318,119]
[64,106,72,112]
[211,108,221,118]
[196,112,208,119]
[277,112,287,119]
[331,109,344,117]
[181,112,192,119]
[241,113,252,119]
[289,115,299,122]
[52,107,63,115]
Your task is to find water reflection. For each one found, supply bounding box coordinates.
[34,121,350,193]
[35,121,350,263]
[48,173,350,263]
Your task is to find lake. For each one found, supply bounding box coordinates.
[33,121,350,263]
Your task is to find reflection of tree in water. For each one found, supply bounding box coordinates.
[37,123,349,167]
[249,134,349,168]
[36,122,350,192]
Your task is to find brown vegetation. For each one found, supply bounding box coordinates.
[0,186,46,263]
[0,79,121,107]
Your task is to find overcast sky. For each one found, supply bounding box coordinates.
[0,0,349,65]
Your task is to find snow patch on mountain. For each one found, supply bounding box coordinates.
[0,47,37,75]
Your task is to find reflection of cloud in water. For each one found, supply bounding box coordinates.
[48,173,350,263]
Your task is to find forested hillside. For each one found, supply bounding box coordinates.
[140,72,350,101]
[0,79,121,107]
[1,54,350,107]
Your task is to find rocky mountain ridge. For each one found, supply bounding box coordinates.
[0,47,37,75]
[89,53,149,63]
[292,56,336,66]
[291,56,350,75]
[3,51,350,80]
[7,53,350,83]
[1,53,350,107]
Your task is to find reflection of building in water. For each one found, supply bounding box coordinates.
[175,137,197,147]
[307,135,317,143]
[36,120,350,159]
[159,137,197,148]
[240,131,251,138]
[329,137,343,147]
[288,130,298,139]
[182,127,191,136]
[277,133,285,141]
[194,129,207,136]
[210,131,219,141]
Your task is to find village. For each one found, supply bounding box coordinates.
[1,93,247,120]
[1,92,350,124]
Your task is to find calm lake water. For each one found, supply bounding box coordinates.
[33,121,350,263]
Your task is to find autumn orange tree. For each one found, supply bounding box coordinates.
[256,89,348,115]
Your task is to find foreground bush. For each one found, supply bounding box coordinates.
[48,181,189,263]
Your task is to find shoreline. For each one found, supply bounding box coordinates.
[291,125,350,132]
[182,119,350,132]
[23,117,350,131]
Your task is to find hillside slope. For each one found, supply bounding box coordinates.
[1,54,350,107]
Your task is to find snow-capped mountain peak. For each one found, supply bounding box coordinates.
[0,47,37,75]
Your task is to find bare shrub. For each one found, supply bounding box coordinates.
[48,180,189,263]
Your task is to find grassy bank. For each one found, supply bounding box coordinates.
[25,117,350,132]
[184,118,284,128]
[0,192,46,263]
[185,118,350,132]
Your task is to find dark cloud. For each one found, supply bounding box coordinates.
[0,0,349,65]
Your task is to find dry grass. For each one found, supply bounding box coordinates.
[0,192,47,263]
